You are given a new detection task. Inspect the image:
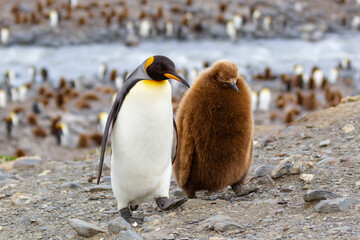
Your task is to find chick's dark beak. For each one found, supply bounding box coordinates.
[226,80,239,93]
[164,72,190,88]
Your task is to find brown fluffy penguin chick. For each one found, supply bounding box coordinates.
[77,134,90,148]
[173,60,254,198]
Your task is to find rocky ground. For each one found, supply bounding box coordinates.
[1,0,360,46]
[1,96,360,239]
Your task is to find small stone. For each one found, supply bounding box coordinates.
[300,174,315,183]
[0,226,3,231]
[303,190,340,202]
[0,173,19,181]
[319,140,331,147]
[10,193,35,206]
[253,165,276,178]
[342,124,355,133]
[119,230,144,240]
[198,215,243,232]
[163,234,175,240]
[107,217,132,234]
[44,206,57,212]
[0,179,19,188]
[141,230,171,240]
[356,181,360,186]
[90,185,112,193]
[38,170,51,176]
[271,155,308,179]
[318,157,339,165]
[68,218,105,238]
[61,182,83,189]
[13,157,43,170]
[314,197,359,213]
[172,188,185,198]
[328,226,351,233]
[103,176,111,183]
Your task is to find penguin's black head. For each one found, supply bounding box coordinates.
[145,55,190,88]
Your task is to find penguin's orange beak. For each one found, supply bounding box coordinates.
[164,73,190,88]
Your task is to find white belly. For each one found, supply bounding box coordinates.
[111,80,173,209]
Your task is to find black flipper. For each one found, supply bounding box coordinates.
[172,119,178,164]
[97,63,149,184]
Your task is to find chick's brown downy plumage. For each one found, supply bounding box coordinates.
[173,60,254,198]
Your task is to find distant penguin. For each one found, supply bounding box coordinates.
[313,69,324,88]
[252,8,261,25]
[29,65,37,83]
[97,112,108,133]
[188,67,199,85]
[10,87,20,102]
[233,14,243,30]
[69,0,78,8]
[262,16,272,32]
[329,67,339,84]
[18,85,28,102]
[1,27,10,45]
[32,101,42,114]
[251,90,258,111]
[340,58,352,70]
[5,112,19,138]
[98,62,107,82]
[41,68,48,82]
[97,56,189,223]
[115,76,124,90]
[6,70,15,86]
[258,88,271,112]
[226,20,237,41]
[49,10,60,28]
[139,19,151,38]
[173,60,254,198]
[293,64,304,76]
[351,16,360,30]
[165,20,174,37]
[55,122,69,146]
[0,89,6,108]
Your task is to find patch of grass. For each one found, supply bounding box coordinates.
[0,155,16,164]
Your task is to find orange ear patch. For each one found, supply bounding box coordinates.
[145,56,154,71]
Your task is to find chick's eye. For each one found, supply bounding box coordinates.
[219,76,224,81]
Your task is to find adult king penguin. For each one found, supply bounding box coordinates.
[98,55,190,224]
[173,60,254,198]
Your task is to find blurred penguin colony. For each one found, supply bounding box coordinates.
[0,0,360,157]
[1,0,360,45]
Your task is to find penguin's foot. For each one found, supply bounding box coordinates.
[232,185,258,197]
[155,197,188,211]
[120,207,143,224]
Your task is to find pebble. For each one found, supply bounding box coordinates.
[68,218,105,238]
[103,176,111,183]
[300,174,315,183]
[89,185,112,193]
[314,197,359,213]
[271,155,308,179]
[342,124,355,133]
[10,193,35,206]
[356,181,360,186]
[319,140,331,147]
[303,190,340,202]
[13,158,43,170]
[107,217,132,234]
[198,215,243,232]
[0,173,19,181]
[61,182,83,189]
[172,188,185,198]
[0,179,19,188]
[253,165,276,178]
[119,230,144,240]
[328,226,351,233]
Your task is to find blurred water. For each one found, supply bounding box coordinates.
[0,34,359,86]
